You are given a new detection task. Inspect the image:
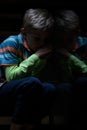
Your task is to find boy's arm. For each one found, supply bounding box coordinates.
[58,48,87,75]
[4,54,46,81]
[69,55,87,74]
[78,36,87,46]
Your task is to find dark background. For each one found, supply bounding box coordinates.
[0,0,87,41]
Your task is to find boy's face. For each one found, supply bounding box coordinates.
[24,29,53,52]
[65,36,78,52]
[64,31,78,52]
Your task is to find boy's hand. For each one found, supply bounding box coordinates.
[58,48,71,58]
[35,47,52,58]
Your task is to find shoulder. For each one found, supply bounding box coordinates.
[0,34,23,49]
[78,36,87,46]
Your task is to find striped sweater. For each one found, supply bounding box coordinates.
[0,34,46,86]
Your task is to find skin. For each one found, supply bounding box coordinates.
[21,28,53,58]
[56,30,80,58]
[10,28,54,130]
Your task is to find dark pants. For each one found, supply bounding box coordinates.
[54,83,72,125]
[53,77,87,127]
[55,77,87,127]
[0,76,56,124]
[72,77,87,127]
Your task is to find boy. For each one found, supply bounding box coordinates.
[53,9,87,83]
[0,8,56,130]
[53,9,87,127]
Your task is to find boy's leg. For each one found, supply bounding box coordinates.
[73,77,87,128]
[55,83,72,126]
[0,77,56,129]
[38,82,56,118]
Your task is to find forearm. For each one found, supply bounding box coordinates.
[69,54,87,74]
[58,48,87,74]
[4,54,46,80]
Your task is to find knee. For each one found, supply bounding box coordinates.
[57,83,72,92]
[28,76,41,84]
[42,82,56,95]
[74,77,87,87]
[20,77,43,92]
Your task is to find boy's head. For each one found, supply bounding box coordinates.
[55,9,80,51]
[21,8,55,52]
